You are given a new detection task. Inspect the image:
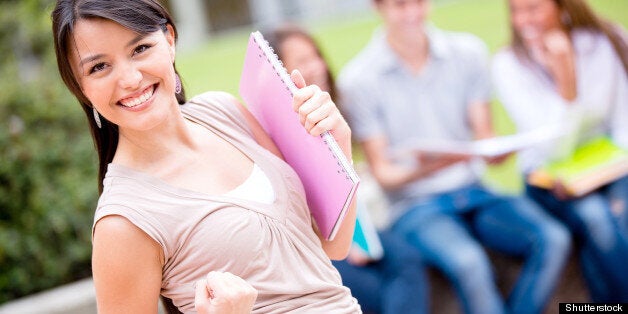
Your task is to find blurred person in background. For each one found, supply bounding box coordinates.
[338,0,573,313]
[492,0,628,302]
[267,23,429,314]
[51,0,363,312]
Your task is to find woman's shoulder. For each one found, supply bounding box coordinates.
[96,165,160,215]
[185,91,251,128]
[186,91,241,115]
[94,165,177,257]
[183,91,257,143]
[572,28,614,55]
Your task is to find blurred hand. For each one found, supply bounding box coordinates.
[483,152,513,165]
[551,180,573,201]
[291,69,352,161]
[194,271,257,314]
[414,151,470,176]
[531,29,577,100]
[541,31,574,73]
[346,246,372,266]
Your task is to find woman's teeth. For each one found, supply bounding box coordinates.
[120,87,153,107]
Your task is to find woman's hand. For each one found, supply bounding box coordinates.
[290,69,353,162]
[346,246,372,266]
[531,29,577,101]
[551,180,575,201]
[194,271,257,314]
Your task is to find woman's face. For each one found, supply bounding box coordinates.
[280,35,330,92]
[69,18,177,131]
[509,0,563,48]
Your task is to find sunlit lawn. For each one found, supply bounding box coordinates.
[177,0,627,193]
[178,0,627,95]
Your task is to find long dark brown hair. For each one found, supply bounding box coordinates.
[51,0,187,193]
[510,0,628,74]
[265,23,338,103]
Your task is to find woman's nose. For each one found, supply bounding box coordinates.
[117,63,143,91]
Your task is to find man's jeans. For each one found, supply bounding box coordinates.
[392,184,571,314]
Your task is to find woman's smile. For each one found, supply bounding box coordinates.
[118,83,158,111]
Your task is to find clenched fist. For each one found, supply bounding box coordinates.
[195,271,258,314]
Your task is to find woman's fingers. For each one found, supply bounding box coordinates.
[543,30,572,56]
[290,77,353,161]
[291,69,306,89]
[194,271,258,314]
[300,94,334,133]
[292,84,321,112]
[194,279,212,313]
[293,86,343,136]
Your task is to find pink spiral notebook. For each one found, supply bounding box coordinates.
[239,31,360,240]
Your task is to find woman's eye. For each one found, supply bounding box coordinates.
[89,62,107,74]
[133,44,152,55]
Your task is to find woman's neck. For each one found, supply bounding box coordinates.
[113,110,201,172]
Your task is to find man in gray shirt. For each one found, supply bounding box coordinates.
[338,0,571,313]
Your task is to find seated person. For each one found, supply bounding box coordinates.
[492,0,628,302]
[338,0,572,313]
[267,24,428,314]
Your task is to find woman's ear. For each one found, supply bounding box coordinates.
[165,24,176,63]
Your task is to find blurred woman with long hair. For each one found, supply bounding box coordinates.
[492,0,628,302]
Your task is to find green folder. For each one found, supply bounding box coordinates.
[528,137,628,196]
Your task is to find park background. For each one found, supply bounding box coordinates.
[0,0,626,308]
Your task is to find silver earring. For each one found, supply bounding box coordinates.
[93,107,102,129]
[175,74,182,94]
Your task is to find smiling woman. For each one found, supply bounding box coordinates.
[52,0,188,191]
[50,0,361,313]
[71,18,178,131]
[492,0,628,303]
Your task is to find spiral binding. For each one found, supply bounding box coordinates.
[252,31,358,182]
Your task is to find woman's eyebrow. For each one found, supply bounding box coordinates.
[80,53,104,67]
[125,34,145,48]
[79,34,147,66]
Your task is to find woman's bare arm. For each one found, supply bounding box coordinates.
[92,215,163,314]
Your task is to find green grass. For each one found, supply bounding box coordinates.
[176,0,627,194]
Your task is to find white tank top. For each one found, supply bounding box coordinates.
[224,163,275,204]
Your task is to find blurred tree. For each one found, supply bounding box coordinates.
[0,0,97,303]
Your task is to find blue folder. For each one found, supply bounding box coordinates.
[352,199,384,260]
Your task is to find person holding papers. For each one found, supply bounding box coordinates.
[267,23,428,314]
[338,0,572,313]
[51,0,362,313]
[491,0,628,302]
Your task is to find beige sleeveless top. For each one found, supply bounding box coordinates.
[93,92,360,313]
